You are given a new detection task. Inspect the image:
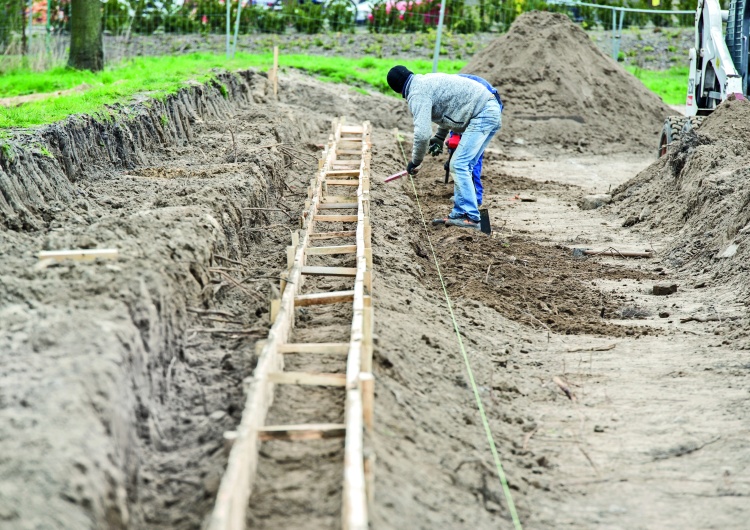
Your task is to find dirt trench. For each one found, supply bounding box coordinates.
[2,67,749,530]
[0,70,408,529]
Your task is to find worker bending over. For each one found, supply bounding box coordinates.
[387,65,502,230]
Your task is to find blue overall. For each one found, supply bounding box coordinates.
[447,75,503,207]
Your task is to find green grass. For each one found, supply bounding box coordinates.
[626,65,689,105]
[0,53,465,129]
[0,52,685,129]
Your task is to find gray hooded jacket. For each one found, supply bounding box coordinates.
[404,73,495,165]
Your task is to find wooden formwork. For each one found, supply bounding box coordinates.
[210,119,375,530]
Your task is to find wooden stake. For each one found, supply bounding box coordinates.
[272,46,279,97]
[360,373,374,431]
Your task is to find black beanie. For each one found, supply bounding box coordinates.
[387,65,413,96]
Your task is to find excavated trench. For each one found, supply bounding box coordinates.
[0,71,369,528]
[4,66,747,530]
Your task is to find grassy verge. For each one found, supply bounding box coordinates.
[0,52,686,129]
[626,65,689,105]
[0,53,464,129]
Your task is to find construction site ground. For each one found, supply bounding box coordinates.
[2,13,749,529]
[2,69,748,529]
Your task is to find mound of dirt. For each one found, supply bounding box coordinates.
[611,98,750,297]
[462,11,672,154]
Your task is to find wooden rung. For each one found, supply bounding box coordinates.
[326,180,360,186]
[310,230,357,240]
[326,170,360,177]
[318,203,358,210]
[306,245,357,255]
[314,215,358,222]
[268,371,346,386]
[337,150,362,155]
[301,266,357,277]
[38,249,119,262]
[295,290,355,306]
[321,196,357,203]
[340,126,364,133]
[259,423,346,441]
[278,342,350,354]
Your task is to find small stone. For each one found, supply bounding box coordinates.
[659,311,670,318]
[579,194,612,210]
[76,235,99,249]
[594,425,605,433]
[653,283,678,296]
[639,206,652,221]
[203,472,221,495]
[513,137,526,145]
[622,215,639,227]
[209,410,227,421]
[718,243,738,258]
[694,282,707,289]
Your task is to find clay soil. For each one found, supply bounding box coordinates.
[2,24,749,530]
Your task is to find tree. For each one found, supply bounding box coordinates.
[68,0,103,71]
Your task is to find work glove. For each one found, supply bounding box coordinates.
[407,161,420,175]
[428,136,443,156]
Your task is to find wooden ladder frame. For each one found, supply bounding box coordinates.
[210,119,375,530]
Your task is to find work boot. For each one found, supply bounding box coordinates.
[431,215,450,226]
[446,216,480,230]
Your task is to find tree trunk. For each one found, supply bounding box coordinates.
[68,0,103,71]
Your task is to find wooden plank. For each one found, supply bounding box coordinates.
[326,179,360,186]
[340,125,364,133]
[337,150,362,155]
[343,120,370,530]
[326,169,361,177]
[583,249,654,258]
[277,342,350,354]
[321,196,358,204]
[38,249,119,262]
[259,423,346,441]
[315,215,358,222]
[268,371,347,386]
[294,290,355,306]
[310,230,357,240]
[209,117,345,530]
[361,373,374,431]
[318,202,359,210]
[301,266,357,277]
[306,245,357,255]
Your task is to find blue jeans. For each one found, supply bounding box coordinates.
[448,135,484,204]
[449,100,501,222]
[472,155,483,205]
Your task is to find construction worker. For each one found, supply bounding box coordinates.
[445,131,485,206]
[386,66,502,229]
[441,73,502,208]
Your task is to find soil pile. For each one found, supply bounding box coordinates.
[611,98,750,298]
[462,11,672,154]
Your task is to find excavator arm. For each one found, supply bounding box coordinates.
[686,0,745,116]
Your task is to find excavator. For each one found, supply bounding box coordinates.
[658,0,748,156]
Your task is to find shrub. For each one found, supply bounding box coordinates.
[246,6,287,34]
[290,2,324,34]
[326,0,354,32]
[368,0,403,33]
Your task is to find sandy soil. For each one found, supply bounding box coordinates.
[1,67,748,530]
